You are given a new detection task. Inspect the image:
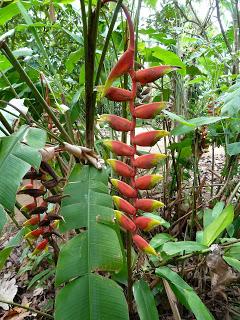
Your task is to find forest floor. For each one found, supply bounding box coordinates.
[0,140,240,319]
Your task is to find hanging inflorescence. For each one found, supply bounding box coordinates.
[100,0,180,255]
[18,161,64,255]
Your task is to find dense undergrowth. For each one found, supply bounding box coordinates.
[0,0,240,319]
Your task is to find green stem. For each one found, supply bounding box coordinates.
[0,299,53,319]
[95,0,124,86]
[126,231,133,315]
[134,0,142,59]
[0,110,13,134]
[83,0,102,148]
[0,42,73,143]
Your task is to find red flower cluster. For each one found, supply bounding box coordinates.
[101,1,179,255]
[19,162,63,255]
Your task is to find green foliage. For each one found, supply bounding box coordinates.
[0,126,46,211]
[202,204,234,246]
[220,78,240,116]
[55,165,127,319]
[156,267,214,320]
[133,280,159,320]
[0,227,28,270]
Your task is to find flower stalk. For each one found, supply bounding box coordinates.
[101,0,179,313]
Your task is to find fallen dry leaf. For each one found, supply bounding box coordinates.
[0,279,18,310]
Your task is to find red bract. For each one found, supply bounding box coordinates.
[23,215,40,226]
[134,102,167,119]
[135,199,164,212]
[105,87,133,102]
[107,159,135,177]
[103,48,134,95]
[134,216,161,231]
[135,175,163,190]
[112,196,136,216]
[32,239,48,255]
[135,65,180,85]
[114,210,136,233]
[132,234,157,255]
[111,179,137,198]
[132,130,169,146]
[134,153,167,169]
[103,140,135,156]
[20,202,37,214]
[99,114,133,132]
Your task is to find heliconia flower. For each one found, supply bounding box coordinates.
[135,65,181,85]
[42,178,59,189]
[107,159,135,177]
[18,183,34,192]
[32,239,48,255]
[40,161,59,180]
[111,179,137,198]
[44,194,68,204]
[135,175,163,190]
[134,153,167,169]
[103,48,134,95]
[50,220,60,229]
[132,234,157,255]
[103,140,135,156]
[135,199,164,212]
[23,170,43,180]
[134,102,167,119]
[135,216,161,231]
[18,186,46,197]
[98,114,133,132]
[20,202,37,214]
[29,201,48,215]
[114,210,136,233]
[23,215,40,226]
[104,87,133,102]
[132,130,169,146]
[112,196,136,215]
[24,228,44,239]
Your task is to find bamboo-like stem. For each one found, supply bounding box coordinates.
[0,42,73,143]
[83,0,102,148]
[0,99,32,124]
[190,129,199,240]
[0,299,53,319]
[95,0,124,86]
[0,110,13,134]
[134,0,142,60]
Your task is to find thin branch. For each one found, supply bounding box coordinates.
[215,0,233,54]
[95,0,124,86]
[0,299,53,319]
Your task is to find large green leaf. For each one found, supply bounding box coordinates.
[203,201,225,228]
[55,165,127,320]
[0,126,46,211]
[171,116,228,136]
[226,142,240,156]
[161,241,207,256]
[55,274,129,320]
[133,280,159,320]
[152,47,186,75]
[156,267,214,320]
[0,1,31,25]
[223,256,240,272]
[220,78,240,116]
[202,204,234,246]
